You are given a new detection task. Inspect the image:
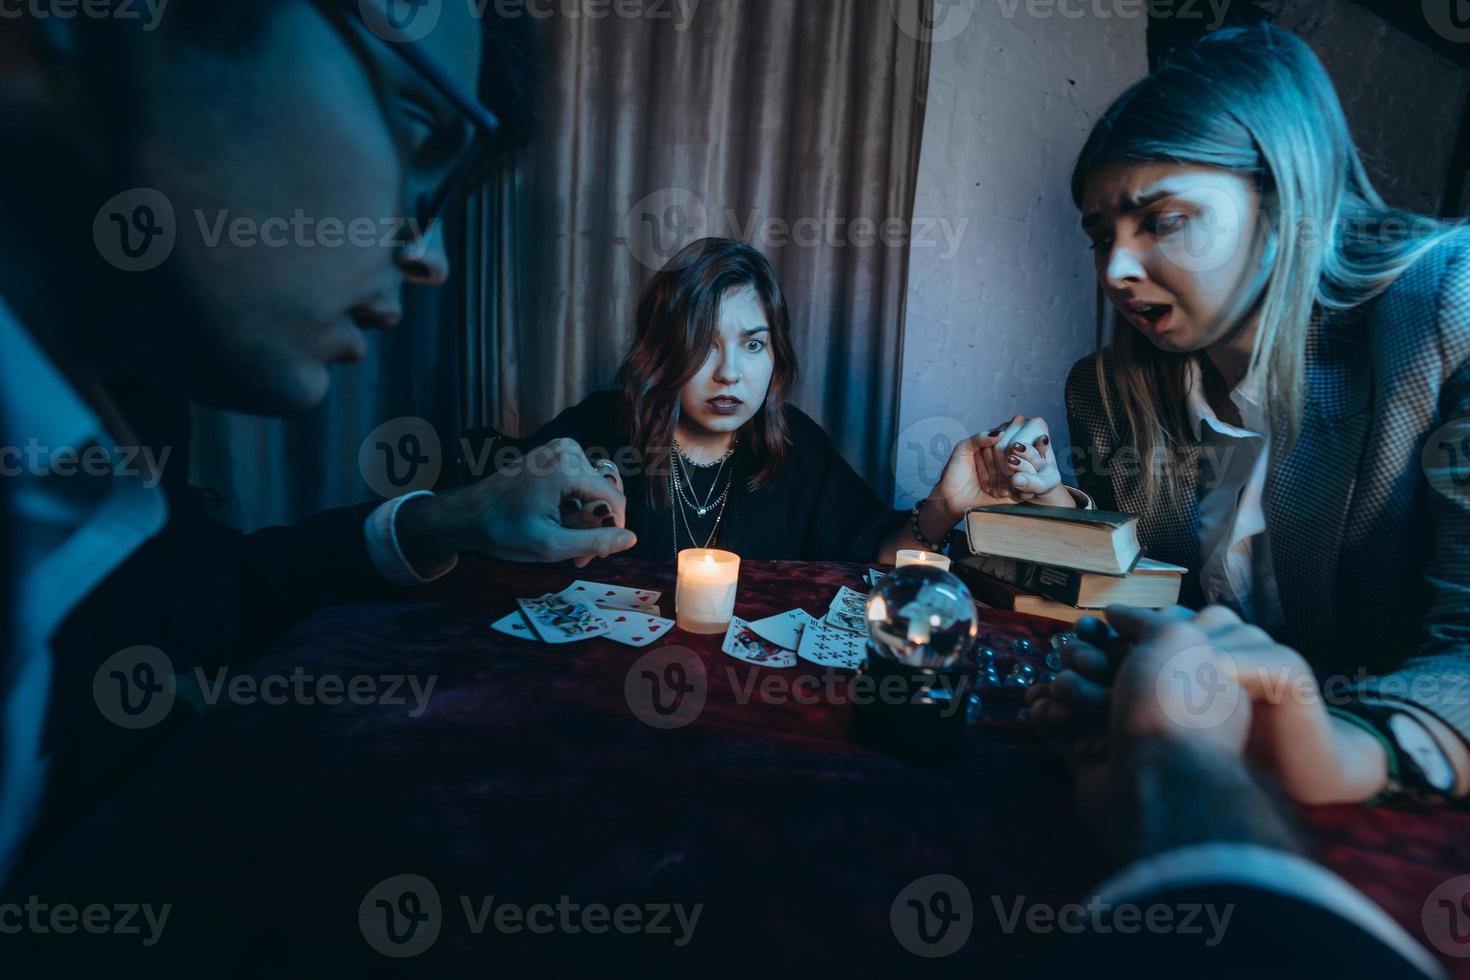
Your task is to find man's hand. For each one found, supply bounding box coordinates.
[397,438,637,570]
[1032,604,1394,806]
[1054,606,1294,863]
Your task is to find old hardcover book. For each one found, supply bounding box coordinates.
[963,503,1143,575]
[955,551,1184,608]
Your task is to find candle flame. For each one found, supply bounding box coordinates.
[703,553,714,565]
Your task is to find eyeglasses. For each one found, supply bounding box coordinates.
[323,0,504,229]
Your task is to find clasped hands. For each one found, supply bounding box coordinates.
[922,414,1078,534]
[1027,604,1394,806]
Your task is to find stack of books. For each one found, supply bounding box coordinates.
[949,504,1185,624]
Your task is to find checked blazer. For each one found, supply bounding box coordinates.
[1064,233,1470,743]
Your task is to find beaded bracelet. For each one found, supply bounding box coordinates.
[909,498,943,551]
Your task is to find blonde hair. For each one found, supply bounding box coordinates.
[1071,24,1465,508]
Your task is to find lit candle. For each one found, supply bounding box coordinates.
[894,549,951,573]
[675,549,741,634]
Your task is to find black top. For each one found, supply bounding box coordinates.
[531,391,904,564]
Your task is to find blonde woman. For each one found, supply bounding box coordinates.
[1020,25,1470,805]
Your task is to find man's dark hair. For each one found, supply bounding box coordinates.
[163,1,542,154]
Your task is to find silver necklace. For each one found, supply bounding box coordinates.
[674,437,736,469]
[670,450,734,556]
[673,449,730,515]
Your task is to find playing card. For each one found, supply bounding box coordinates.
[823,603,867,635]
[830,585,868,615]
[797,620,867,670]
[557,580,661,612]
[746,608,815,651]
[491,610,538,641]
[516,594,611,644]
[865,569,886,587]
[721,616,797,668]
[602,609,676,648]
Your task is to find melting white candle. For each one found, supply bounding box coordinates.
[675,549,741,634]
[894,549,951,573]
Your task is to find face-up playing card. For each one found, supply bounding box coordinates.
[830,585,868,615]
[797,620,867,670]
[823,603,867,635]
[721,616,797,668]
[865,569,886,588]
[602,609,676,648]
[516,594,611,644]
[491,610,537,640]
[558,580,661,612]
[745,608,815,652]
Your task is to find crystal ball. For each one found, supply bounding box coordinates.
[865,564,978,669]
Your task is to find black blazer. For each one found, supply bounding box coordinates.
[1049,880,1439,978]
[30,392,392,872]
[1065,234,1470,744]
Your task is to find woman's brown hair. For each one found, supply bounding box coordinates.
[616,237,798,507]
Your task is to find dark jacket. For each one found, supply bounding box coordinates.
[1065,234,1470,743]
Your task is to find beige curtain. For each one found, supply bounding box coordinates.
[467,0,932,499]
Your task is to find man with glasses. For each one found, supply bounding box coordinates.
[0,0,631,886]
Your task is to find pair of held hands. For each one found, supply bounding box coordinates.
[1029,604,1396,808]
[930,414,1075,518]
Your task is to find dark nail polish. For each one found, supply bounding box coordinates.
[1037,435,1050,448]
[1011,443,1026,455]
[594,504,611,518]
[601,516,617,528]
[987,428,1002,437]
[1008,455,1021,466]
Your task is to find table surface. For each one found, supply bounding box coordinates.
[10,557,1470,976]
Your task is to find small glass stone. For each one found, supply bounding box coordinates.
[976,646,997,666]
[1012,638,1036,657]
[1044,650,1063,671]
[966,692,984,723]
[1040,671,1057,684]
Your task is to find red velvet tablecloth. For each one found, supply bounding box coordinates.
[9,558,1470,976]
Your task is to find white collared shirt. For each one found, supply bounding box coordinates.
[1185,358,1285,632]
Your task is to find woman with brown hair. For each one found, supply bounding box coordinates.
[532,237,1046,562]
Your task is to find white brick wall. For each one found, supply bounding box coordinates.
[1273,0,1469,215]
[893,4,1147,507]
